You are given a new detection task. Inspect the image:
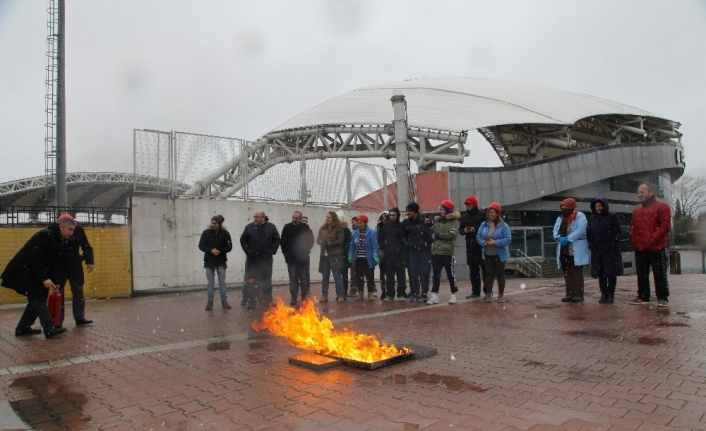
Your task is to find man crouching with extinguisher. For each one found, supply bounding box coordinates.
[1,214,76,338]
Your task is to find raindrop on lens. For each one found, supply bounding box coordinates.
[521,283,527,290]
[451,354,456,361]
[534,314,537,318]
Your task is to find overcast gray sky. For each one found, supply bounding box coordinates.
[1,0,705,183]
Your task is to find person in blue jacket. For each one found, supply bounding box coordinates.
[347,214,380,301]
[476,202,512,303]
[553,198,590,302]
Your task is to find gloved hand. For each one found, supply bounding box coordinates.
[374,257,380,264]
[558,237,570,246]
[434,232,440,240]
[348,256,353,263]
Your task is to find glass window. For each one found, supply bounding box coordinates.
[526,229,542,257]
[510,229,525,255]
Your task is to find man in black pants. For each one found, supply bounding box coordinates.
[380,208,408,301]
[55,215,95,326]
[280,210,314,306]
[1,215,75,338]
[459,196,486,299]
[240,210,280,310]
[628,183,671,307]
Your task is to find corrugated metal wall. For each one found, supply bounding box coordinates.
[0,226,131,304]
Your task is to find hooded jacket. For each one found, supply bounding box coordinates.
[380,208,407,256]
[587,198,624,278]
[430,210,461,256]
[476,219,512,262]
[629,195,671,251]
[553,210,590,268]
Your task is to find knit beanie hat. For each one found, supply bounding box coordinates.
[406,202,420,213]
[211,214,225,226]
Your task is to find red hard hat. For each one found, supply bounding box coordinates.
[357,214,369,223]
[487,202,502,213]
[464,196,478,206]
[57,214,74,223]
[440,199,455,211]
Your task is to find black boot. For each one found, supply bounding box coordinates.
[605,294,614,304]
[598,294,607,303]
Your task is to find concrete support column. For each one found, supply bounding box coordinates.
[391,90,409,208]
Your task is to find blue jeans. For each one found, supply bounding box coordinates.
[321,256,345,299]
[205,266,227,302]
[408,248,431,296]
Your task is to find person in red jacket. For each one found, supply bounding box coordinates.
[628,183,671,307]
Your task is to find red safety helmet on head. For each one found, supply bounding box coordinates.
[440,199,455,211]
[357,214,369,223]
[57,214,74,223]
[464,196,478,207]
[487,202,502,213]
[560,198,577,210]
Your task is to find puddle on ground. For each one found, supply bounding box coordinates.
[565,329,620,340]
[9,374,90,430]
[207,341,231,351]
[381,373,407,385]
[410,372,487,392]
[525,360,557,369]
[536,304,562,309]
[403,423,420,430]
[656,321,689,327]
[637,336,667,345]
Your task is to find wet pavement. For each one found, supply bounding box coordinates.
[1,274,705,430]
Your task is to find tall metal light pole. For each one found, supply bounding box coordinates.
[56,0,67,208]
[391,90,410,208]
[45,0,67,208]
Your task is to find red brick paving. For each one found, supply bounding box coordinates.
[1,274,705,430]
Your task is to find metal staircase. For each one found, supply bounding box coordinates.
[509,249,543,278]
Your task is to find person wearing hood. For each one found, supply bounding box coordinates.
[587,198,623,303]
[280,211,315,306]
[553,198,590,302]
[459,196,487,299]
[380,207,408,301]
[240,210,280,310]
[198,215,233,311]
[1,215,76,338]
[427,200,461,305]
[476,202,512,303]
[628,183,671,306]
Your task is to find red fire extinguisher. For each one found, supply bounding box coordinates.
[47,286,62,327]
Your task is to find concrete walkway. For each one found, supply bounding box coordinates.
[1,274,705,430]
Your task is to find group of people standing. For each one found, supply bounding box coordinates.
[197,181,672,312]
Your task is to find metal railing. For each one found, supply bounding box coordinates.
[0,206,129,227]
[509,248,542,278]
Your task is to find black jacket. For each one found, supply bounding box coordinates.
[402,215,432,252]
[459,208,487,252]
[55,224,94,284]
[1,223,63,298]
[240,221,280,261]
[198,228,233,268]
[380,220,407,255]
[280,222,314,265]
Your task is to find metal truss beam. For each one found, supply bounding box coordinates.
[185,126,469,198]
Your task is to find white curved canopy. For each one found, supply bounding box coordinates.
[272,77,659,133]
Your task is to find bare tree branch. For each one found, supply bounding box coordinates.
[672,174,706,219]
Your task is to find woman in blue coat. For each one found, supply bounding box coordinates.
[476,202,512,303]
[553,198,590,302]
[586,198,623,304]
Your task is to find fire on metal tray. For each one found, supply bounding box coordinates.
[252,297,412,365]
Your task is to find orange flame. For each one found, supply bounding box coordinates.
[252,297,411,363]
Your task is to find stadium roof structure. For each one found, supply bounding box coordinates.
[0,172,190,208]
[187,77,682,198]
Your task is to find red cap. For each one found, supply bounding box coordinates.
[560,198,577,210]
[57,214,74,223]
[464,196,478,207]
[440,199,455,211]
[357,214,369,223]
[487,202,502,213]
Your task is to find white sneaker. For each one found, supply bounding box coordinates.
[426,293,439,305]
[448,294,457,304]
